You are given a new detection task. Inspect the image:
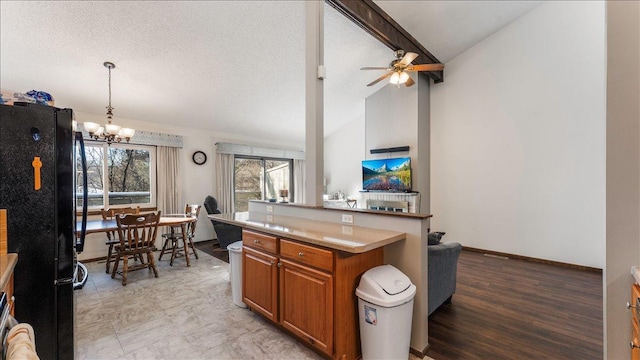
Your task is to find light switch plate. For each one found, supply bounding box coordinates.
[266,205,273,213]
[342,225,353,235]
[266,215,273,222]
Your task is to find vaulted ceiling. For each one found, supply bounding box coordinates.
[0,1,542,147]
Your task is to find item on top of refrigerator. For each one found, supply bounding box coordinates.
[0,89,54,106]
[0,89,14,105]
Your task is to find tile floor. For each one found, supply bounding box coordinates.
[76,250,426,360]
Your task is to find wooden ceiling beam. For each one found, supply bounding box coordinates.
[326,0,444,83]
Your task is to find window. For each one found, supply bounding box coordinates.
[234,156,292,211]
[76,142,156,209]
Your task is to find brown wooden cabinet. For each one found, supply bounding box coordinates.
[242,229,383,360]
[280,238,334,355]
[243,246,278,322]
[242,230,279,323]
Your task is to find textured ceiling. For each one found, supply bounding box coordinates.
[0,1,542,146]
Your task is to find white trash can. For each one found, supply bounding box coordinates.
[356,264,416,360]
[228,241,247,308]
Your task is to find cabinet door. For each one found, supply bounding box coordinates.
[280,259,333,356]
[243,247,278,322]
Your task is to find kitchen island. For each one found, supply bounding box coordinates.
[209,211,406,360]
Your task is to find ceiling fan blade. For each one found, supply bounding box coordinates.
[404,76,415,87]
[360,66,393,71]
[399,52,418,67]
[409,63,445,72]
[367,72,392,86]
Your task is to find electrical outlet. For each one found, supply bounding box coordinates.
[342,225,353,236]
[266,215,273,222]
[266,205,273,213]
[342,214,353,224]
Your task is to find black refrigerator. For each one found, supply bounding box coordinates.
[0,102,87,359]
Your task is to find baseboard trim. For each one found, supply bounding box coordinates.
[80,256,107,263]
[410,344,429,358]
[462,246,602,273]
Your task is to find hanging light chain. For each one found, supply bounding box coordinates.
[105,62,114,121]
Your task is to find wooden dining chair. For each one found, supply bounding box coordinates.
[101,206,140,273]
[158,204,201,266]
[112,211,161,286]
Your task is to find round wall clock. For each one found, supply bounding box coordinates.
[192,151,207,165]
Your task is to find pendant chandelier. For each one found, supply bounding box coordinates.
[83,62,135,144]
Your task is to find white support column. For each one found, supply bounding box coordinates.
[304,0,324,206]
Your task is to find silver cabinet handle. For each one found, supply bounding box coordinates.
[298,252,304,257]
[631,341,639,349]
[254,239,259,244]
[628,302,636,309]
[277,262,282,268]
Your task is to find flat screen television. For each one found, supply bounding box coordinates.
[362,157,412,191]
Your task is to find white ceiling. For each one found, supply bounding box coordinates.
[0,1,542,146]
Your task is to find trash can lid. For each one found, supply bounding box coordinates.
[363,264,411,295]
[356,265,416,307]
[228,241,243,252]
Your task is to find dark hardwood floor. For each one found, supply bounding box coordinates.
[426,250,603,360]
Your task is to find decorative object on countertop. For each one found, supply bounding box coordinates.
[82,62,135,145]
[279,189,289,203]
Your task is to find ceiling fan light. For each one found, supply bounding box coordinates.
[389,72,401,85]
[399,71,410,84]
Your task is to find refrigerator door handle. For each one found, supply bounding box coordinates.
[75,132,88,253]
[54,277,74,286]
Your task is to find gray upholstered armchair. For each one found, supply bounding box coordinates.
[203,196,242,250]
[428,240,462,315]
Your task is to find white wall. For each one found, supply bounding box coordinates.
[605,1,640,358]
[430,1,606,268]
[323,114,365,201]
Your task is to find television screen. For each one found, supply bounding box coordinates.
[362,157,411,191]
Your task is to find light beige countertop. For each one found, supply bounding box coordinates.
[209,212,406,253]
[0,253,17,290]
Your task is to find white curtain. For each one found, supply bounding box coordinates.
[157,146,181,214]
[216,152,234,213]
[294,159,305,204]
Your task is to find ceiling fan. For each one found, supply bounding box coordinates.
[361,49,445,87]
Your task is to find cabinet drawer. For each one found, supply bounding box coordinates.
[280,239,333,272]
[243,230,278,254]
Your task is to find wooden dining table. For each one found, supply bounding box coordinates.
[77,214,198,266]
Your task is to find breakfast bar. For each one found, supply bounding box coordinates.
[209,211,406,360]
[209,211,406,253]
